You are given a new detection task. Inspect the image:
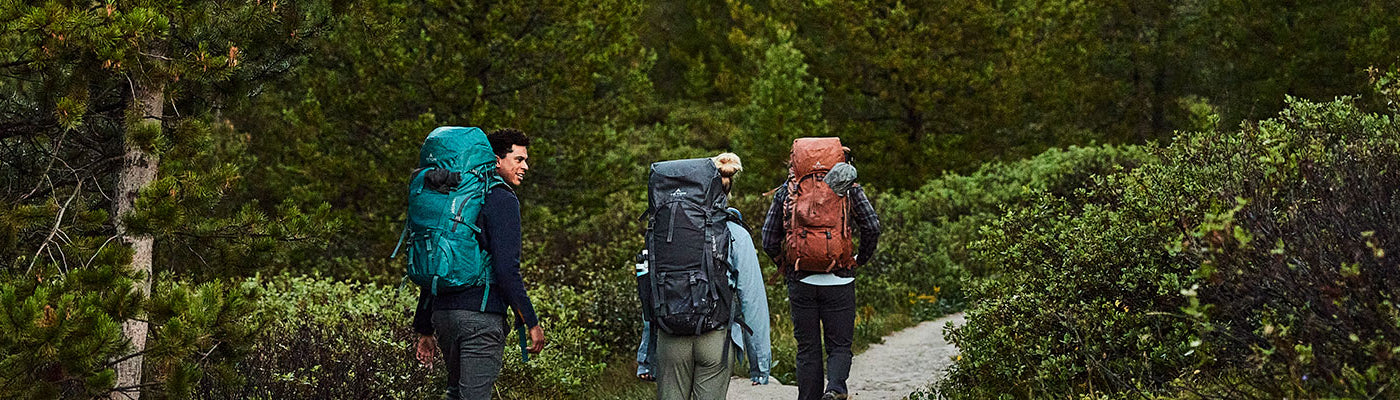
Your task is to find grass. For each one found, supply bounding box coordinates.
[596,355,656,400]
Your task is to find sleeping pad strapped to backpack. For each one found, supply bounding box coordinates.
[640,158,735,336]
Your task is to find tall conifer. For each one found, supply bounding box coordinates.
[1,1,333,398]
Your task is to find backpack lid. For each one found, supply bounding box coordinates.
[790,137,844,178]
[647,158,725,212]
[417,126,497,175]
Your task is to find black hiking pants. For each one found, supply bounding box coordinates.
[788,280,856,400]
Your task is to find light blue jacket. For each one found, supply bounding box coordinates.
[637,210,773,384]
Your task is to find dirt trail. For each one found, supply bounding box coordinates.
[727,313,966,400]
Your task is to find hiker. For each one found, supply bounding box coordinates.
[407,128,547,400]
[638,153,753,400]
[761,139,881,400]
[636,154,773,388]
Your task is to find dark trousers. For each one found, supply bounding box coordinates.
[788,281,855,400]
[432,309,507,400]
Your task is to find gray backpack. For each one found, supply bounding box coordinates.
[640,158,735,336]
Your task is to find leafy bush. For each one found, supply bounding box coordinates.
[872,144,1151,308]
[204,274,629,399]
[1173,97,1400,397]
[939,94,1400,398]
[197,275,435,399]
[183,115,1152,399]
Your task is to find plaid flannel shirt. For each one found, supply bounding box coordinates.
[761,183,881,272]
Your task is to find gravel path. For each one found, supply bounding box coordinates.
[727,313,966,400]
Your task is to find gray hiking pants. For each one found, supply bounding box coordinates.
[432,309,506,400]
[656,328,731,400]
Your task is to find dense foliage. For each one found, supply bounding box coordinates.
[939,93,1400,398]
[1,0,337,397]
[4,0,1400,398]
[872,144,1152,310]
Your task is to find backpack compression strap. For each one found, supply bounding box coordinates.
[390,168,435,259]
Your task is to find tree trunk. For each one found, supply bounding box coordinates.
[111,76,164,400]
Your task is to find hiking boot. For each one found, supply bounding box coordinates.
[821,391,849,400]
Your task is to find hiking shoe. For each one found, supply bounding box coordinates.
[821,391,849,400]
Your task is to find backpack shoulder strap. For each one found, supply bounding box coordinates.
[724,208,753,233]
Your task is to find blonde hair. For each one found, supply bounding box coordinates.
[712,152,743,177]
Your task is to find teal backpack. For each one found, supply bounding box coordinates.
[392,126,530,362]
[392,126,504,295]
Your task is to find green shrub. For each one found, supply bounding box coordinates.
[196,129,1150,399]
[198,275,436,399]
[495,284,619,399]
[206,274,630,399]
[939,95,1400,398]
[872,144,1152,310]
[1171,97,1400,397]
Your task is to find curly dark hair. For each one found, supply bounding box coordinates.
[486,128,531,158]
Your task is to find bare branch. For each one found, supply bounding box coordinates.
[187,243,211,269]
[19,128,70,201]
[139,51,174,61]
[197,341,221,363]
[28,180,82,272]
[85,235,121,268]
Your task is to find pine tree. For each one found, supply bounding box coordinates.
[1,1,335,398]
[739,28,829,192]
[221,0,655,280]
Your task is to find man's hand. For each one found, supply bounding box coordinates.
[527,325,547,354]
[415,334,437,368]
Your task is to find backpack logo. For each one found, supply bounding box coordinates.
[814,161,826,169]
[671,189,687,197]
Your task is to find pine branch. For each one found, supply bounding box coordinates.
[107,381,165,399]
[104,346,155,368]
[0,59,33,69]
[482,79,545,98]
[173,230,317,242]
[0,118,59,140]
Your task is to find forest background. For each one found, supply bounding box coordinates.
[4,0,1400,399]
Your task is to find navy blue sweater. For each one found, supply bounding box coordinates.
[412,185,539,335]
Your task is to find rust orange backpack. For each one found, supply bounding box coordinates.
[783,137,856,273]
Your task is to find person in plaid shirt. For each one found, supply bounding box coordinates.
[761,148,881,400]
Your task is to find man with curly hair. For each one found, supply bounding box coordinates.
[411,128,547,399]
